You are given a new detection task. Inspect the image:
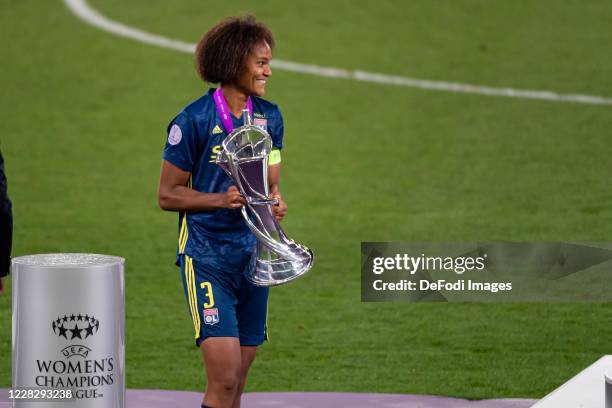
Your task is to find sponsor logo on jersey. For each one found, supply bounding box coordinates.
[212,125,223,135]
[254,118,267,131]
[203,308,219,325]
[168,124,182,145]
[253,112,266,119]
[209,145,222,163]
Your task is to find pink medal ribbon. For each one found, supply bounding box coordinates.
[213,87,253,134]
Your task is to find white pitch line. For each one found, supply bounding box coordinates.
[64,0,612,106]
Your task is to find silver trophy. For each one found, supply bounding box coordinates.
[216,109,314,286]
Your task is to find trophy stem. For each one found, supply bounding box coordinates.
[243,108,252,126]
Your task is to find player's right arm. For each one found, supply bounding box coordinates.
[159,112,245,212]
[157,160,244,212]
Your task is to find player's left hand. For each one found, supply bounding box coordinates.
[270,192,287,222]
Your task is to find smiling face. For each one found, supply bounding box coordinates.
[235,41,272,97]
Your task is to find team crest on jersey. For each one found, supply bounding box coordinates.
[204,308,219,325]
[254,118,267,131]
[212,125,223,135]
[168,124,182,145]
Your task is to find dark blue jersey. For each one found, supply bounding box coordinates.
[163,88,284,269]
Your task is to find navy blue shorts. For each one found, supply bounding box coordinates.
[180,254,269,347]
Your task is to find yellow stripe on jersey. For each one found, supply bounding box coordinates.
[178,176,193,254]
[189,257,201,339]
[184,256,200,339]
[179,214,188,253]
[183,256,197,337]
[187,257,197,338]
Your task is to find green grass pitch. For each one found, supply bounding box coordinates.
[0,0,611,399]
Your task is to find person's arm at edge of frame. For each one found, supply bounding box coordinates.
[0,208,8,294]
[268,163,287,222]
[157,160,245,212]
[0,149,12,297]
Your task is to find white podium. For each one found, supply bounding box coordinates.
[12,254,125,407]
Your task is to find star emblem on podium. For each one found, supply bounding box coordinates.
[52,313,101,340]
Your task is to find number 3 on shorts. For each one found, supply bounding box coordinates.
[200,282,215,308]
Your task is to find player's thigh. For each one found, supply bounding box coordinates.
[201,337,242,382]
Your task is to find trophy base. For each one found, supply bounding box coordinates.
[245,248,314,287]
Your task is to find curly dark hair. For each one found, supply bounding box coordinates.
[195,15,275,85]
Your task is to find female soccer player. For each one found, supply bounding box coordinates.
[158,16,287,408]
